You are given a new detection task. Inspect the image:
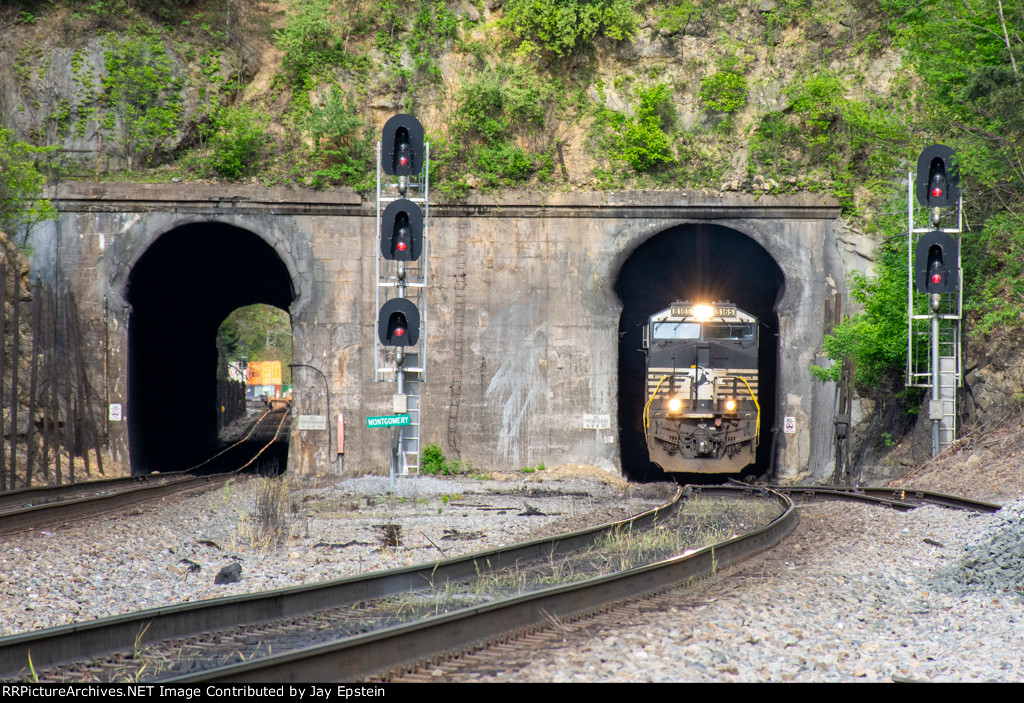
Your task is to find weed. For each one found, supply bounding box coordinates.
[378,523,402,549]
[244,475,292,550]
[421,442,449,475]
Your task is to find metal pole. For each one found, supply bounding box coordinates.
[931,303,940,456]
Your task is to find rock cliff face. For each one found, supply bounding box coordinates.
[0,10,253,171]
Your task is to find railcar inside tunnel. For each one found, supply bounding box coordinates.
[125,223,295,474]
[616,224,784,482]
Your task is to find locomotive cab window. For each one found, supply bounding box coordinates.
[653,322,701,340]
[704,323,755,341]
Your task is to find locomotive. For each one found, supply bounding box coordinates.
[643,302,760,473]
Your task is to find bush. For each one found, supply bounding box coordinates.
[591,83,675,172]
[420,442,473,476]
[441,64,561,189]
[420,442,449,475]
[500,0,637,56]
[699,71,747,113]
[811,240,908,388]
[275,0,347,88]
[303,87,374,189]
[0,128,56,249]
[207,106,271,181]
[252,473,291,550]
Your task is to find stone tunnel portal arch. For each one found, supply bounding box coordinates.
[615,223,785,482]
[125,222,295,474]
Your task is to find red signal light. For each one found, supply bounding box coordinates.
[394,327,406,337]
[931,272,942,284]
[931,186,943,198]
[396,241,408,252]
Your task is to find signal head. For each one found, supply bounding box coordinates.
[381,199,423,262]
[382,114,424,177]
[914,231,959,295]
[916,144,959,208]
[378,298,420,347]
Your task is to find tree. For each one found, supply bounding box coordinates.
[0,128,57,249]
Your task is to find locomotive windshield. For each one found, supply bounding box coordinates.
[652,322,701,340]
[704,323,755,340]
[651,321,754,341]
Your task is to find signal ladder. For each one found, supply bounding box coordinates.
[446,218,469,460]
[375,136,429,476]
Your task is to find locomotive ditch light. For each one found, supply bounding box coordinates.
[724,398,737,413]
[668,397,683,413]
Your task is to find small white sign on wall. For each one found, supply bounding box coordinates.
[297,414,327,431]
[109,404,122,422]
[583,414,611,430]
[783,416,796,434]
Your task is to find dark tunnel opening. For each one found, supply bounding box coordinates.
[126,223,294,474]
[615,224,785,483]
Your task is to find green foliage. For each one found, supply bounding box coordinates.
[655,1,701,34]
[440,63,563,189]
[748,72,909,213]
[303,87,374,189]
[453,64,551,141]
[217,304,293,384]
[591,82,675,172]
[811,240,909,388]
[420,443,447,475]
[962,210,1024,335]
[699,71,747,113]
[0,128,57,249]
[276,0,348,89]
[882,1,1024,340]
[501,0,637,56]
[205,105,272,181]
[101,30,184,168]
[420,443,472,475]
[406,0,459,84]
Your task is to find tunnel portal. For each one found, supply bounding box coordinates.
[616,223,785,482]
[125,223,294,474]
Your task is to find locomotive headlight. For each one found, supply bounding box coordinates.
[724,398,737,412]
[668,397,683,413]
[692,304,714,321]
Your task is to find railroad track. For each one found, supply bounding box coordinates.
[0,408,289,536]
[0,483,998,683]
[0,485,781,682]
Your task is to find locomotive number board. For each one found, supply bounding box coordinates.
[670,305,737,318]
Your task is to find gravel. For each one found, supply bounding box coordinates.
[2,469,1023,683]
[447,498,1024,683]
[931,494,1024,600]
[0,466,670,637]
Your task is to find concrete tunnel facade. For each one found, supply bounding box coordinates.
[32,184,853,481]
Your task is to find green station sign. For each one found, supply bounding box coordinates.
[366,414,411,428]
